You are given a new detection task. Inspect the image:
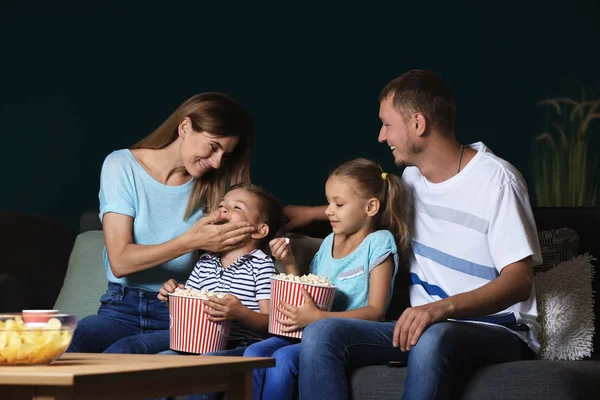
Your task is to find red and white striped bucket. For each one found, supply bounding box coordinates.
[168,294,231,354]
[269,278,336,339]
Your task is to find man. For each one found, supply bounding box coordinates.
[285,70,541,400]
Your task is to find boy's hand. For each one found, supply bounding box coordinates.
[158,279,184,302]
[276,289,321,332]
[205,294,247,322]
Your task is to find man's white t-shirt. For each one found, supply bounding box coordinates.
[402,142,542,353]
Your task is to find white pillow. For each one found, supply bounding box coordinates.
[534,253,596,360]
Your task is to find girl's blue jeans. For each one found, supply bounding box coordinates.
[243,335,301,400]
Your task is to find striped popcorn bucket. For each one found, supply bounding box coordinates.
[269,277,336,339]
[168,294,231,354]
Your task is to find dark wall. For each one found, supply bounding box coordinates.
[1,1,598,232]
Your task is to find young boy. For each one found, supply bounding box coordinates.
[157,183,283,356]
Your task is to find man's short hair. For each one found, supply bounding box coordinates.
[379,69,456,135]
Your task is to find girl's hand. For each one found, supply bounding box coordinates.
[269,237,295,261]
[270,237,299,275]
[158,279,183,302]
[185,211,256,253]
[204,294,247,322]
[276,289,321,332]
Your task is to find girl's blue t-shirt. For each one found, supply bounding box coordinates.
[98,149,204,292]
[310,230,399,312]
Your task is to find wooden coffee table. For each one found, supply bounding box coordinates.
[0,353,274,399]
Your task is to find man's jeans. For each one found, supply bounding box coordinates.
[299,319,535,400]
[67,282,170,354]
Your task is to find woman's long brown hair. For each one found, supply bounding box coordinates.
[131,93,255,219]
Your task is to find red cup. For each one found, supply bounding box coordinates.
[269,278,336,339]
[168,294,231,354]
[22,310,59,326]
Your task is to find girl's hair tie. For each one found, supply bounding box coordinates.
[381,172,388,181]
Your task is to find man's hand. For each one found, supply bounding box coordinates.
[393,302,449,351]
[204,294,247,322]
[276,289,321,332]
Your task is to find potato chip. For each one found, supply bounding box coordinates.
[0,317,74,365]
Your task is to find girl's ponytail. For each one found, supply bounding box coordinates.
[381,173,409,251]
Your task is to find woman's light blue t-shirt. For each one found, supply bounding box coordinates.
[98,149,204,292]
[310,230,399,312]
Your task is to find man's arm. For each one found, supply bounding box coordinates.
[283,205,328,231]
[393,256,533,351]
[435,256,532,319]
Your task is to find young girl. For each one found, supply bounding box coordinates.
[244,158,408,400]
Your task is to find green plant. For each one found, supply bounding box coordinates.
[533,94,600,207]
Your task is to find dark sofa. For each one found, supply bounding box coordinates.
[0,212,75,312]
[2,207,599,399]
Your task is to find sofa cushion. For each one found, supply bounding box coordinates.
[0,213,75,310]
[535,253,595,360]
[536,228,580,274]
[461,360,600,400]
[0,274,30,312]
[53,231,107,320]
[350,360,600,400]
[351,365,407,400]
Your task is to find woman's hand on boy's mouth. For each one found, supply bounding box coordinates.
[185,211,256,254]
[205,294,246,322]
[276,289,321,332]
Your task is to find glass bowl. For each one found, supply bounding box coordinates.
[0,313,77,365]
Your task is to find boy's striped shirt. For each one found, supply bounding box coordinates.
[185,249,276,341]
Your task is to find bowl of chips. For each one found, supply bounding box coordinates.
[0,313,77,365]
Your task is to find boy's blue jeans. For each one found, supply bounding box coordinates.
[67,282,170,354]
[298,319,535,400]
[243,335,301,400]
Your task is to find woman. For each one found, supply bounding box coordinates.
[68,92,256,354]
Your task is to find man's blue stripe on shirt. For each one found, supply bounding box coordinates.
[412,241,499,280]
[410,273,449,298]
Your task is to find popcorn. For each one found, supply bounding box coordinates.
[272,273,334,287]
[171,287,227,299]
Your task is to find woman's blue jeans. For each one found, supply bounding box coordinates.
[67,282,170,354]
[299,319,535,400]
[243,335,300,400]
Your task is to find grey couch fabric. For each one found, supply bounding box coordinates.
[351,359,600,400]
[461,360,600,400]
